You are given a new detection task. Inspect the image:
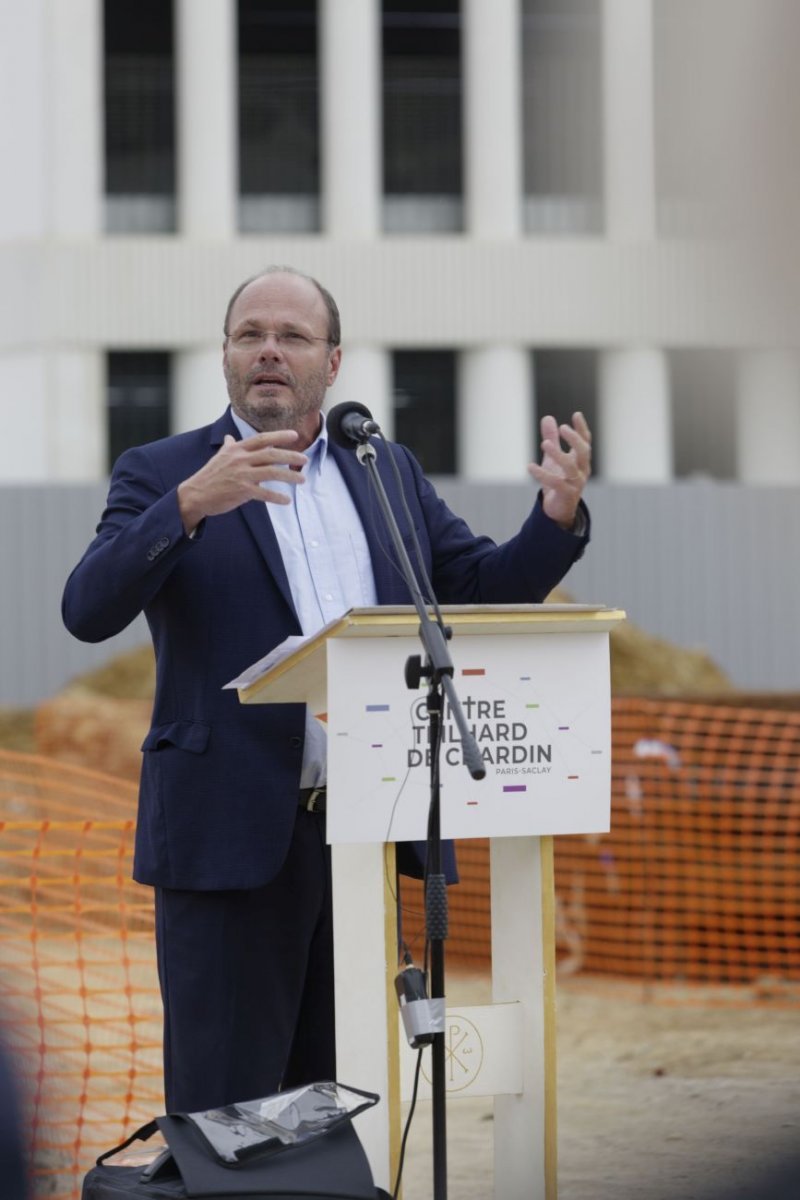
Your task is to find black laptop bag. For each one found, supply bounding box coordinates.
[81,1084,391,1200]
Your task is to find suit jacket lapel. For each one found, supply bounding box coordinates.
[329,439,412,604]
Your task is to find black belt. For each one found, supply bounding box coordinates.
[298,786,326,813]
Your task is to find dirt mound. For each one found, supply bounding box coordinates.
[0,708,37,754]
[609,619,732,695]
[35,688,151,782]
[31,647,154,780]
[65,644,156,700]
[547,587,733,696]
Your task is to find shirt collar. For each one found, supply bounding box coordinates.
[229,406,330,470]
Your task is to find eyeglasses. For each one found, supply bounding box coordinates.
[226,327,333,352]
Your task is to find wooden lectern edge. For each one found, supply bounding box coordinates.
[237,605,627,706]
[541,835,558,1200]
[382,844,402,1183]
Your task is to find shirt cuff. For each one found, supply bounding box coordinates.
[570,507,588,537]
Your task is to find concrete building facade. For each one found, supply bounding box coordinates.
[1,0,799,698]
[2,0,797,486]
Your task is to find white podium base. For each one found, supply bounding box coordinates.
[332,838,557,1200]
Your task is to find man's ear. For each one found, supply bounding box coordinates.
[327,346,342,387]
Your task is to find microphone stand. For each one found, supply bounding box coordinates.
[353,440,485,1200]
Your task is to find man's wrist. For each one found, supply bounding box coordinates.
[540,496,587,536]
[177,480,204,537]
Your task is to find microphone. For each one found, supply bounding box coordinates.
[326,401,382,448]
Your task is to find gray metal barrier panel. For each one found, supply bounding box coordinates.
[0,480,795,707]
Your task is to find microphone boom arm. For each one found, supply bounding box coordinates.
[355,442,485,780]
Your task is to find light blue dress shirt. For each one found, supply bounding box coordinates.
[231,410,377,786]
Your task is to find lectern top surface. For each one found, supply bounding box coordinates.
[228,604,626,703]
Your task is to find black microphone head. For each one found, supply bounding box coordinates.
[326,401,379,448]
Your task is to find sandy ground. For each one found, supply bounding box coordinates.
[399,973,800,1200]
[17,963,799,1199]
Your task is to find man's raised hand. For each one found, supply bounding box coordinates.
[528,411,592,530]
[177,431,307,535]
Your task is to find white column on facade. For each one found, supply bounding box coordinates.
[49,1,105,480]
[0,354,102,483]
[0,0,47,237]
[0,0,102,236]
[0,3,46,479]
[599,348,672,482]
[47,355,106,475]
[49,0,103,236]
[602,0,656,240]
[326,345,393,438]
[463,0,523,237]
[174,350,227,434]
[458,347,534,481]
[49,353,106,480]
[462,2,528,484]
[0,2,105,482]
[736,350,800,484]
[600,1,671,481]
[319,0,380,236]
[176,0,237,235]
[0,357,48,480]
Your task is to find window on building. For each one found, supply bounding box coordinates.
[107,352,171,471]
[383,1,463,233]
[670,349,737,480]
[104,0,176,233]
[532,349,600,473]
[238,0,319,232]
[393,351,457,474]
[521,0,603,234]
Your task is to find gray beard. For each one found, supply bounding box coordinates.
[231,392,322,437]
[234,397,293,432]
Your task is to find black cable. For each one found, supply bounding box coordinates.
[392,1046,424,1200]
[361,433,449,640]
[375,432,447,631]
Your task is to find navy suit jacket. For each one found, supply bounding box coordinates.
[62,408,589,890]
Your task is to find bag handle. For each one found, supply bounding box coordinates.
[95,1119,160,1167]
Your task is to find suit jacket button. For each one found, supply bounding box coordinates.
[289,736,302,748]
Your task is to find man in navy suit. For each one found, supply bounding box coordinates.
[62,266,592,1113]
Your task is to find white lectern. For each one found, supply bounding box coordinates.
[234,604,625,1199]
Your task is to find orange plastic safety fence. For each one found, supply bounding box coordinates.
[558,698,800,991]
[403,700,800,1001]
[0,752,162,1200]
[4,700,800,1195]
